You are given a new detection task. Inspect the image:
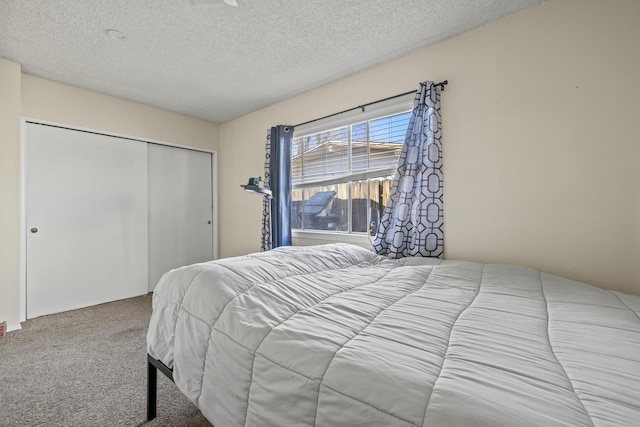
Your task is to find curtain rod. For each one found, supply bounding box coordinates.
[293,80,448,128]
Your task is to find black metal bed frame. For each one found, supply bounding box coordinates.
[146,353,174,421]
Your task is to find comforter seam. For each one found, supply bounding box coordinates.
[200,262,390,425]
[156,264,216,369]
[238,266,399,427]
[552,318,640,333]
[420,264,484,426]
[310,267,436,427]
[539,272,595,427]
[241,250,377,282]
[194,259,382,407]
[612,292,640,322]
[204,333,421,427]
[185,263,255,406]
[210,322,430,427]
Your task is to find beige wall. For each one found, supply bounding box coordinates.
[0,71,219,330]
[22,75,219,151]
[0,59,22,331]
[219,0,640,295]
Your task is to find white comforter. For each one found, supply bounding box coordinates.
[147,243,640,427]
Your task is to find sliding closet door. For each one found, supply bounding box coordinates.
[147,144,214,291]
[25,123,148,318]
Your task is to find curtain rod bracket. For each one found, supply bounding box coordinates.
[435,80,448,91]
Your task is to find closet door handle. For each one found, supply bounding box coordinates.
[30,228,39,233]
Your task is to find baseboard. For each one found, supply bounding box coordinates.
[7,323,22,333]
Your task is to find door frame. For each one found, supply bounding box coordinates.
[19,117,218,322]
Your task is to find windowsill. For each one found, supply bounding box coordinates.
[292,230,373,248]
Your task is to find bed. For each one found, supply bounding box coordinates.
[146,243,640,426]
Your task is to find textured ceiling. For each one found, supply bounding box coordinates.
[0,0,544,123]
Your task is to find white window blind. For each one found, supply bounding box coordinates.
[291,94,412,235]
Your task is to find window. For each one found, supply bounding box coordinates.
[292,106,411,236]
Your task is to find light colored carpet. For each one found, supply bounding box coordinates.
[0,295,213,426]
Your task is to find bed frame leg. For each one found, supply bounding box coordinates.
[147,356,158,421]
[147,353,174,421]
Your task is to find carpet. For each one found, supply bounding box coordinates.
[0,295,212,426]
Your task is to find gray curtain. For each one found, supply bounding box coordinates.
[261,125,293,251]
[371,81,444,258]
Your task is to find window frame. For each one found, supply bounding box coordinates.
[291,93,414,244]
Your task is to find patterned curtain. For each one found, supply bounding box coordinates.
[260,130,272,251]
[261,125,293,251]
[371,81,444,258]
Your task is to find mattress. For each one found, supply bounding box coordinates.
[147,243,640,426]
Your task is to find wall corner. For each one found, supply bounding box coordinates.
[0,58,23,329]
